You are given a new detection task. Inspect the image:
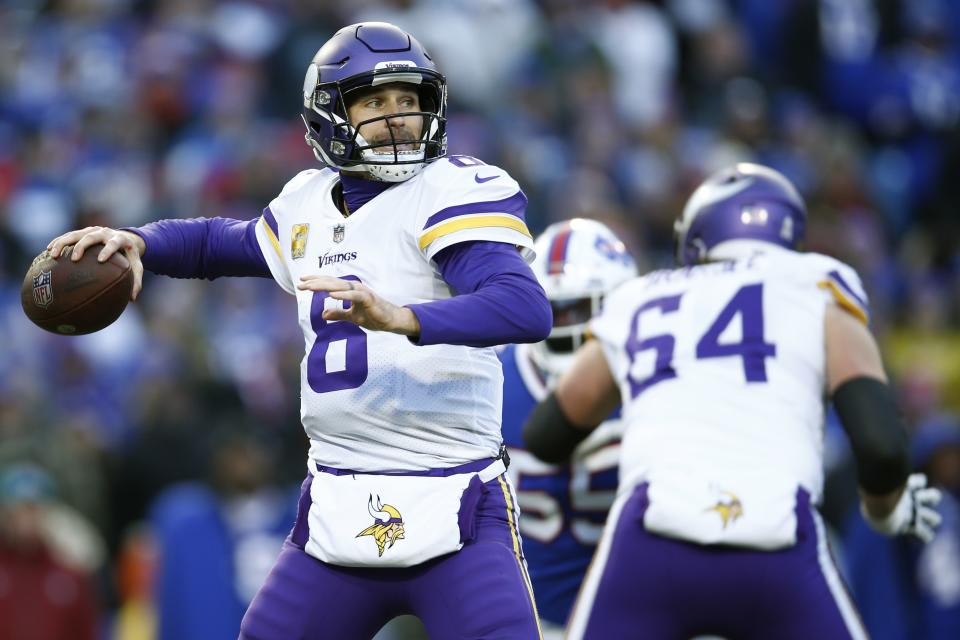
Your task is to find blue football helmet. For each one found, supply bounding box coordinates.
[301,22,447,182]
[674,163,806,265]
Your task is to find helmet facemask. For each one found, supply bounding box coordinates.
[302,64,447,182]
[532,294,603,379]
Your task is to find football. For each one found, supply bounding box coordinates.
[21,244,133,335]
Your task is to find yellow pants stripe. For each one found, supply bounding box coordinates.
[497,475,543,639]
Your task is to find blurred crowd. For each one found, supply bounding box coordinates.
[1,0,959,638]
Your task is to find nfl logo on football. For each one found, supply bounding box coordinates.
[32,270,53,308]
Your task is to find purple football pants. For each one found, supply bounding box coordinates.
[567,484,868,640]
[239,474,542,640]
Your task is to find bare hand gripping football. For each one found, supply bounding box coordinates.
[21,243,133,335]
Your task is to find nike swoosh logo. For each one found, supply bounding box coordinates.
[474,173,499,184]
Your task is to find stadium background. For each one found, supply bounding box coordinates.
[1,0,959,638]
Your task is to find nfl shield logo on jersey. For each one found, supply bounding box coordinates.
[356,494,405,557]
[333,224,345,243]
[291,223,310,259]
[32,270,53,308]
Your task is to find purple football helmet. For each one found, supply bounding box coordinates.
[301,22,447,182]
[674,163,807,265]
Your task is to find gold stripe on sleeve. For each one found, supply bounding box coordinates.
[818,280,869,326]
[418,215,532,251]
[260,217,284,259]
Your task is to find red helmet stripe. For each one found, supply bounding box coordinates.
[548,227,573,275]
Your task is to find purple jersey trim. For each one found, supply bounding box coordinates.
[422,191,528,229]
[313,454,498,477]
[124,217,270,279]
[262,207,280,239]
[289,475,314,547]
[341,173,394,213]
[407,241,551,347]
[827,269,868,310]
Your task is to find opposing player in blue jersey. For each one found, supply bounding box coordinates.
[499,219,637,637]
[47,22,549,639]
[524,163,943,639]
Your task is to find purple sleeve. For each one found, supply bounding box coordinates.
[124,217,271,280]
[406,241,552,347]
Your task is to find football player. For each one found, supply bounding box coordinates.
[499,218,636,638]
[47,22,549,639]
[523,163,943,639]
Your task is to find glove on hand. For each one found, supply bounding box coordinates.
[861,473,942,543]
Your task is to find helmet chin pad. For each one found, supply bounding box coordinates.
[360,153,428,181]
[352,131,428,181]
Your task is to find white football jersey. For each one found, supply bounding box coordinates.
[591,249,870,506]
[253,157,535,471]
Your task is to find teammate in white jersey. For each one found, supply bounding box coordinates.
[47,22,549,639]
[523,163,943,639]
